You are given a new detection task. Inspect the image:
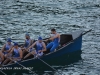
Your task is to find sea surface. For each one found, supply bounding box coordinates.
[0,0,100,75]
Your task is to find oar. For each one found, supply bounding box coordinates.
[38,58,63,75]
[26,50,63,75]
[0,70,7,75]
[82,29,92,35]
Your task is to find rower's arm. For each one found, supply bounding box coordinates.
[42,42,46,52]
[7,46,13,53]
[30,39,34,45]
[6,47,14,57]
[0,51,4,62]
[49,34,60,40]
[27,42,36,50]
[9,47,14,53]
[43,36,51,42]
[19,50,23,59]
[1,44,6,52]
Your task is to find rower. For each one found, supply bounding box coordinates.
[24,33,33,48]
[46,29,60,52]
[1,38,13,56]
[8,42,23,64]
[22,33,34,56]
[0,51,4,64]
[24,36,46,59]
[1,38,13,65]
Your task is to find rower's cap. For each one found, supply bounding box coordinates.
[7,38,12,42]
[38,36,42,40]
[14,42,18,46]
[25,33,30,36]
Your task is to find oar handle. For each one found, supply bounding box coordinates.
[82,29,92,35]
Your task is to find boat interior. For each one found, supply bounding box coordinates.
[23,34,73,59]
[59,34,73,46]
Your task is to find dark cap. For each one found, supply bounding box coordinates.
[14,42,18,46]
[7,38,12,42]
[25,33,30,36]
[38,36,42,40]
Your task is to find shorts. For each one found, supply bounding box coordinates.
[3,52,8,55]
[29,48,35,52]
[35,50,43,56]
[13,57,21,61]
[3,53,12,57]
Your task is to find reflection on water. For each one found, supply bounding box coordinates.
[0,0,100,75]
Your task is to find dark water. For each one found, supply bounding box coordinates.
[0,0,100,75]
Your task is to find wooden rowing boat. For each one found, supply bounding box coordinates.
[0,29,91,74]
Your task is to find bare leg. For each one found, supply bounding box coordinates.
[24,53,32,59]
[23,49,26,53]
[23,50,28,55]
[8,60,13,64]
[23,50,29,58]
[2,58,10,65]
[8,58,18,64]
[2,53,13,65]
[24,51,35,59]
